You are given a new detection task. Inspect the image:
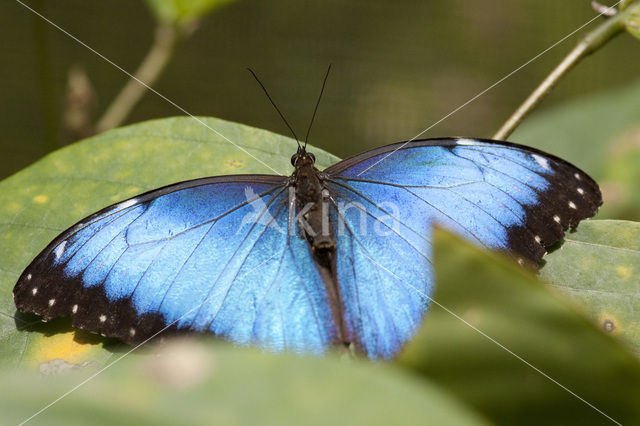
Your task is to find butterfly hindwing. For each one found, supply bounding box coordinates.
[14,175,337,353]
[326,181,433,358]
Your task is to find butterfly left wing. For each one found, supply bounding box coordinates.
[14,175,338,353]
[323,138,602,358]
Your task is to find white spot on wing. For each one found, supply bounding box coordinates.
[532,154,550,171]
[574,173,581,180]
[27,273,32,280]
[129,328,136,337]
[72,304,78,314]
[569,201,577,209]
[517,258,524,266]
[54,241,67,260]
[99,314,107,323]
[456,138,479,146]
[48,298,55,307]
[119,198,138,209]
[553,215,561,224]
[31,287,38,295]
[535,235,541,244]
[577,187,585,195]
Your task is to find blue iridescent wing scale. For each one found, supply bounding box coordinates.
[323,137,601,358]
[13,175,337,353]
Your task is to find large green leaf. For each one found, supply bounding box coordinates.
[0,116,338,369]
[0,339,488,426]
[399,228,640,425]
[540,219,640,356]
[596,128,640,221]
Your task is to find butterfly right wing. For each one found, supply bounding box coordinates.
[322,138,602,359]
[14,175,337,354]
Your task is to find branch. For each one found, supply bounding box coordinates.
[95,24,178,133]
[492,5,628,141]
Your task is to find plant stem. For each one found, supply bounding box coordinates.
[95,24,178,133]
[492,8,627,141]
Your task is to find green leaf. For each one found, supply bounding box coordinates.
[540,219,640,356]
[144,0,236,25]
[398,228,640,425]
[0,340,488,426]
[596,128,640,221]
[623,2,640,40]
[0,116,338,369]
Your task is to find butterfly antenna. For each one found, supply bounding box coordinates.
[304,63,332,149]
[247,68,300,149]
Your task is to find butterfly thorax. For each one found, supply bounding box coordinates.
[291,152,335,255]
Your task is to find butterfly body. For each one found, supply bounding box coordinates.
[14,138,602,359]
[291,149,349,348]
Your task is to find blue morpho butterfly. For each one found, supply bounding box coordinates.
[13,69,602,359]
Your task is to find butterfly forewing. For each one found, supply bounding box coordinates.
[325,138,602,266]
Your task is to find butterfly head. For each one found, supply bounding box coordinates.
[291,148,316,167]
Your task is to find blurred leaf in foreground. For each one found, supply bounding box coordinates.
[144,0,236,26]
[399,228,640,425]
[0,339,488,426]
[0,116,337,369]
[541,220,640,356]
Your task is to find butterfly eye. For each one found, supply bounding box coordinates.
[308,153,316,163]
[290,154,298,166]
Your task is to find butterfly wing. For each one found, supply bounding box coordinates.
[13,175,337,354]
[324,137,601,358]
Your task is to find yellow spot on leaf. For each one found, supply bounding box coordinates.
[225,159,245,169]
[616,265,632,280]
[5,201,21,214]
[126,186,140,195]
[72,205,90,217]
[33,194,49,204]
[28,332,94,366]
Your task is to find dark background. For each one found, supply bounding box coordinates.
[1,0,638,179]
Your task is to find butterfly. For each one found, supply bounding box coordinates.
[13,135,601,359]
